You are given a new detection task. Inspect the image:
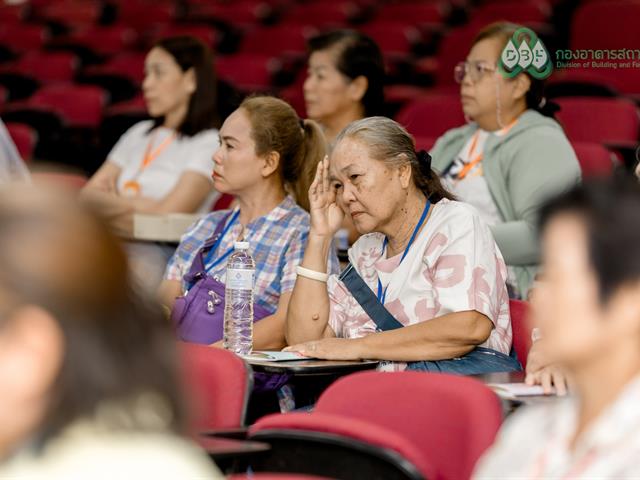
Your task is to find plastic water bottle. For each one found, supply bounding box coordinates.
[223,241,255,355]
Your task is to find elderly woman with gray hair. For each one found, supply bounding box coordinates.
[285,116,520,374]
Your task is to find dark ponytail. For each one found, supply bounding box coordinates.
[412,150,455,203]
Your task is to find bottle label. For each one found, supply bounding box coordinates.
[226,268,254,290]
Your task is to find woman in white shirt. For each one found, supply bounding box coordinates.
[82,35,220,237]
[474,176,640,478]
[284,116,519,374]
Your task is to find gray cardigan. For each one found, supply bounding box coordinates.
[430,110,581,295]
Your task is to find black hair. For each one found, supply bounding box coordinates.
[151,35,219,135]
[308,29,386,117]
[539,174,640,303]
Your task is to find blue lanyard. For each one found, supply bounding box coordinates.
[376,200,431,304]
[203,210,240,272]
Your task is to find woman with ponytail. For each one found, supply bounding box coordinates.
[285,117,520,374]
[159,96,339,350]
[430,22,581,298]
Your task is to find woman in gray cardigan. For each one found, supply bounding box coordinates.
[430,22,580,297]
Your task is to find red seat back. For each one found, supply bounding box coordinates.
[360,22,421,56]
[396,94,466,139]
[216,53,280,91]
[315,371,503,480]
[469,1,550,28]
[509,299,532,369]
[241,25,317,57]
[28,84,106,128]
[555,97,640,144]
[375,3,445,26]
[179,342,252,430]
[571,141,616,178]
[0,24,49,53]
[6,122,37,161]
[13,52,78,83]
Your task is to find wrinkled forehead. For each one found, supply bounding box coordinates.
[329,137,375,178]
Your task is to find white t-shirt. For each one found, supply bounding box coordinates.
[474,375,640,479]
[108,120,220,213]
[443,126,519,295]
[328,199,512,371]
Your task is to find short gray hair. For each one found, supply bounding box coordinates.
[334,116,454,203]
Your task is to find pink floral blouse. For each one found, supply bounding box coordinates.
[327,199,512,369]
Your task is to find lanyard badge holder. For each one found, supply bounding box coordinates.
[375,200,432,319]
[122,131,176,197]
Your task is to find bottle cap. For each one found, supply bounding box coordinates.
[234,241,250,250]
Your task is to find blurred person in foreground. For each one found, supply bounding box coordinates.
[0,185,221,478]
[474,175,640,478]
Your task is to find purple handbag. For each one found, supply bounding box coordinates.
[171,212,290,392]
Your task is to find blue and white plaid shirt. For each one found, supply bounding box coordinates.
[165,196,340,314]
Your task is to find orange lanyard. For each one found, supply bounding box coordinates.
[456,131,483,180]
[139,131,176,172]
[455,119,518,181]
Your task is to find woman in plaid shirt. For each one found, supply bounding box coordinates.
[159,96,339,350]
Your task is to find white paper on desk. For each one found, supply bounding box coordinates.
[133,213,202,242]
[487,383,555,398]
[241,351,315,362]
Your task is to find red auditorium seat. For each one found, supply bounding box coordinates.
[571,141,617,178]
[2,51,78,84]
[150,24,219,49]
[250,371,502,480]
[0,3,27,23]
[281,2,359,27]
[188,1,272,28]
[5,122,37,162]
[280,84,306,118]
[374,2,446,28]
[360,22,421,57]
[555,97,640,146]
[118,1,177,33]
[240,25,317,57]
[216,54,282,92]
[395,94,465,140]
[179,342,253,431]
[468,0,550,28]
[13,84,106,128]
[571,0,640,52]
[413,136,438,151]
[58,25,138,57]
[564,0,640,95]
[509,299,532,369]
[83,52,147,86]
[416,25,479,88]
[40,1,103,28]
[0,24,49,54]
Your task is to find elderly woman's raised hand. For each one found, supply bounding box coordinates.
[308,156,344,238]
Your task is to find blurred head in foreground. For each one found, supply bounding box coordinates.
[535,174,640,373]
[0,184,183,458]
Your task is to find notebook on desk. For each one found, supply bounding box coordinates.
[487,382,555,398]
[240,351,315,362]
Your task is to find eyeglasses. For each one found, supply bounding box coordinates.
[454,61,497,84]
